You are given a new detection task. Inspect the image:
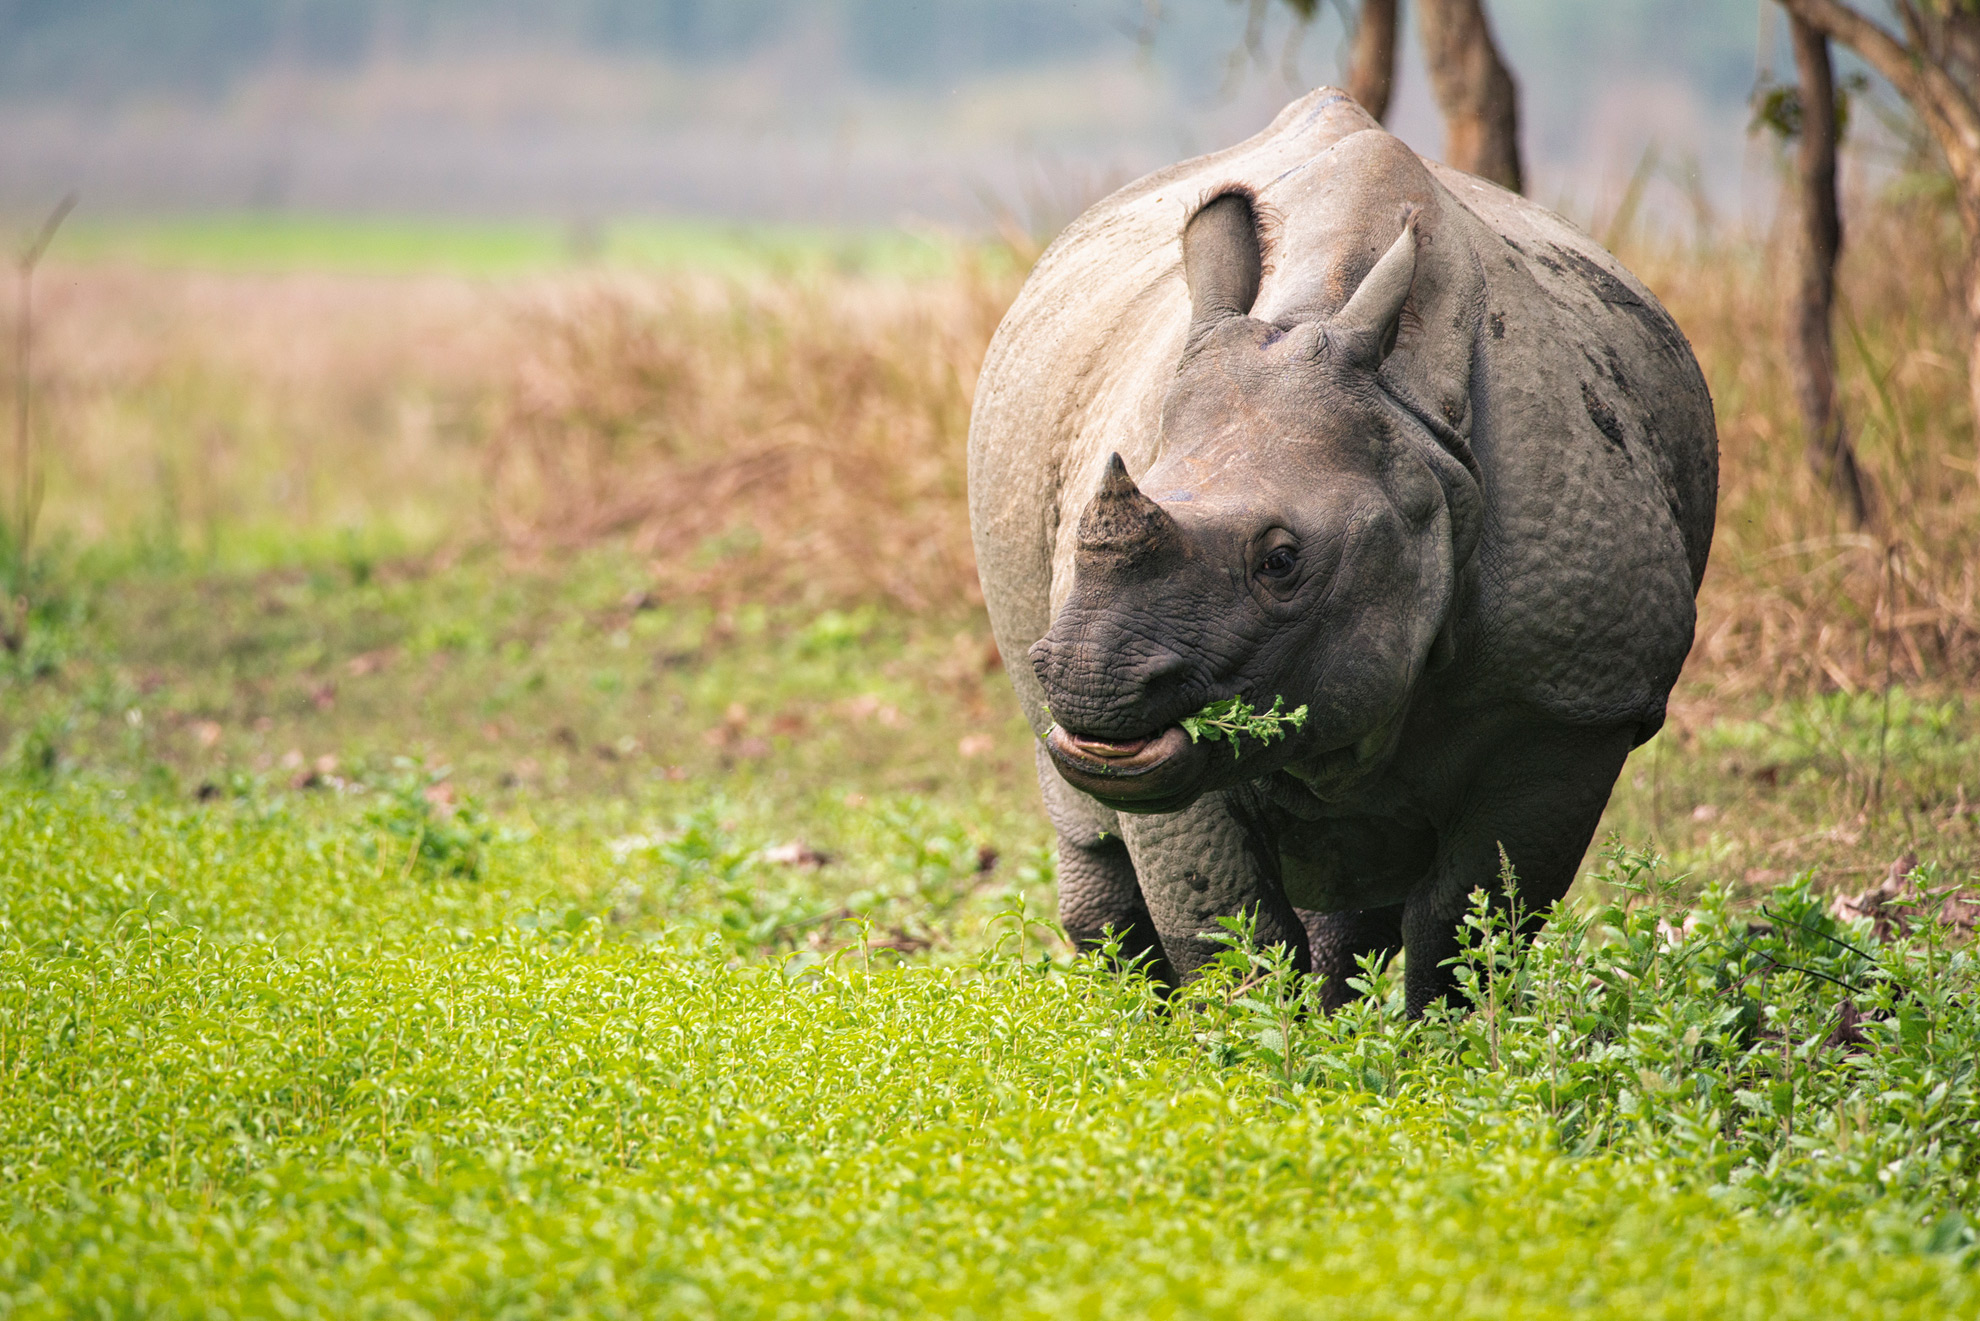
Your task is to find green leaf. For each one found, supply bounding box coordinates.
[1178,695,1309,759]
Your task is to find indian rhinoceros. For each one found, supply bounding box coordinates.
[967,89,1717,1015]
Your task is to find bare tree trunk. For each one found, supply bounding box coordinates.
[1416,0,1522,192]
[1773,0,1980,447]
[1960,189,1980,456]
[1787,17,1875,527]
[1346,0,1399,123]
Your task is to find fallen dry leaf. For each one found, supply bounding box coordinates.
[1829,852,1978,941]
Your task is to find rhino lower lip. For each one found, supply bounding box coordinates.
[1044,724,1209,812]
[1066,733,1154,759]
[1051,726,1175,770]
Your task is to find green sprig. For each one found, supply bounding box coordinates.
[1179,695,1309,758]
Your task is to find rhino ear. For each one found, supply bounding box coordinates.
[1182,190,1263,326]
[1333,206,1420,366]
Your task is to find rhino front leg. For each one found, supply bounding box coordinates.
[1116,788,1309,982]
[1037,745,1173,982]
[1299,906,1405,1011]
[1401,724,1637,1017]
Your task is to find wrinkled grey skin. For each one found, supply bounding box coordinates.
[967,90,1717,1015]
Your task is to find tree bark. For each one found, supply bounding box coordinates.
[1958,206,1980,463]
[1787,16,1875,527]
[1346,0,1399,123]
[1775,0,1980,441]
[1416,0,1522,192]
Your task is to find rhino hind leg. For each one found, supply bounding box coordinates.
[1036,744,1174,983]
[1299,906,1405,1012]
[1401,723,1638,1017]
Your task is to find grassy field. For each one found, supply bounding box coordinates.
[4,782,1978,1318]
[47,213,969,279]
[2,208,1979,1314]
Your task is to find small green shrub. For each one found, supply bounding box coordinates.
[5,713,67,787]
[360,760,495,880]
[1180,842,1980,1227]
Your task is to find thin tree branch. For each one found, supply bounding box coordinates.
[1778,0,1980,171]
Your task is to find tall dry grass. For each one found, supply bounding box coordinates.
[1637,201,1980,698]
[479,206,1980,693]
[18,201,1980,698]
[484,266,1013,610]
[27,267,510,554]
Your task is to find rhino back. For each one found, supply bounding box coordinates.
[1427,162,1716,733]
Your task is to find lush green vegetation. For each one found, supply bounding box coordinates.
[0,542,1976,1316]
[4,540,1970,925]
[3,763,1977,1317]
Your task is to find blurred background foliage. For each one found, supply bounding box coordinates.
[0,0,1812,228]
[0,0,1761,87]
[0,0,1112,94]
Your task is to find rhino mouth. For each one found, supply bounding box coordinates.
[1044,723,1210,814]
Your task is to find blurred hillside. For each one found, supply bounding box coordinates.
[0,0,1801,232]
[13,0,1118,94]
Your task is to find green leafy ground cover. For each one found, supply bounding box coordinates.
[0,547,1976,1316]
[7,545,1975,891]
[3,773,1978,1317]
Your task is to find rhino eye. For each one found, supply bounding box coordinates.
[1258,546,1298,581]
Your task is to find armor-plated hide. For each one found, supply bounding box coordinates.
[968,89,1716,1014]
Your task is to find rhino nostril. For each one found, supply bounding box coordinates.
[1029,621,1200,735]
[1128,651,1195,705]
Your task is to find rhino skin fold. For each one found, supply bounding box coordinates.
[968,89,1716,1015]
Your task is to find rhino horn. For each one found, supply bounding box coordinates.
[1077,454,1183,561]
[1332,207,1420,364]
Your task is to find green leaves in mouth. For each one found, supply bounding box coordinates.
[1179,695,1309,758]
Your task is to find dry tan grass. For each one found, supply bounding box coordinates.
[29,266,514,552]
[478,206,1980,692]
[483,265,1014,611]
[1636,203,1980,699]
[21,202,1979,699]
